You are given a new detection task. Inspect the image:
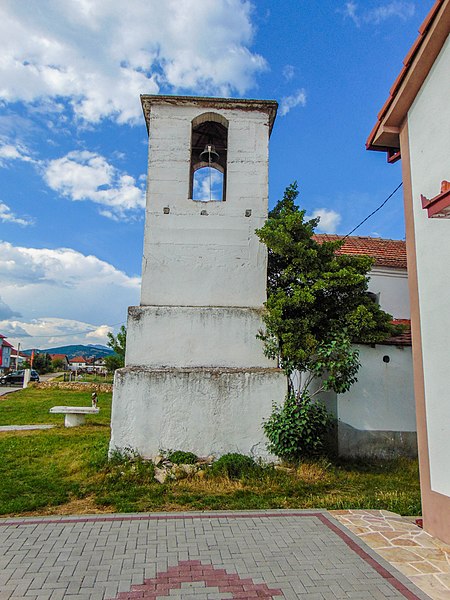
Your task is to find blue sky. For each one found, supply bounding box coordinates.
[0,0,435,350]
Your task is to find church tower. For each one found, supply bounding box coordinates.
[110,96,286,458]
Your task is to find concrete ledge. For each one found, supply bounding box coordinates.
[50,406,100,428]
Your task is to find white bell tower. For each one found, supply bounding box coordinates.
[110,95,286,459]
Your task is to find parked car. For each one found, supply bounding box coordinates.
[0,370,40,385]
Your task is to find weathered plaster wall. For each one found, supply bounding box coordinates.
[317,344,416,459]
[337,342,417,459]
[126,306,276,368]
[408,35,450,496]
[140,104,270,308]
[110,98,286,459]
[338,344,415,433]
[111,367,286,459]
[368,267,410,319]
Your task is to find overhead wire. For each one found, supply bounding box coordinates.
[342,181,403,240]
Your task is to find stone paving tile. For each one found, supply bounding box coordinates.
[331,509,450,600]
[0,511,431,599]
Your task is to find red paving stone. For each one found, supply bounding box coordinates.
[109,561,282,599]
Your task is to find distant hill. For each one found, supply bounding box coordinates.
[23,345,114,359]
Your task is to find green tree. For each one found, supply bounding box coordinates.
[106,325,126,371]
[51,358,65,371]
[256,182,401,461]
[32,353,52,374]
[104,354,125,373]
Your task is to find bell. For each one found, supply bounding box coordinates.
[200,143,219,163]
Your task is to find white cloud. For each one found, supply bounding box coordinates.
[282,64,295,82]
[343,1,415,26]
[86,324,112,341]
[0,317,114,350]
[308,208,342,233]
[279,89,307,116]
[0,202,33,226]
[0,139,34,166]
[0,241,140,343]
[44,151,145,220]
[0,0,266,124]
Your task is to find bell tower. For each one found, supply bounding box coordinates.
[110,95,286,459]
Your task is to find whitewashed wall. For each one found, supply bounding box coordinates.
[141,104,270,308]
[407,35,450,496]
[369,267,410,319]
[110,99,286,459]
[339,344,415,432]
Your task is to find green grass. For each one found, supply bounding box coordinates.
[0,387,111,425]
[0,388,421,517]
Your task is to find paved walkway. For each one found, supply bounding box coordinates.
[0,511,431,600]
[332,510,450,600]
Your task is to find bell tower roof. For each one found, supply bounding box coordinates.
[140,94,278,135]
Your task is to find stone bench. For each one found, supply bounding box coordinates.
[49,406,100,427]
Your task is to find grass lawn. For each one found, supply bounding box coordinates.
[0,387,421,517]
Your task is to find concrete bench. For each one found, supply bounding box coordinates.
[49,406,100,427]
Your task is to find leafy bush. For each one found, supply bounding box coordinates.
[167,450,198,465]
[210,453,261,480]
[263,393,331,463]
[103,448,155,488]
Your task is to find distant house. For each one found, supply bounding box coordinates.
[84,356,108,374]
[0,335,13,373]
[9,349,28,370]
[365,0,450,543]
[49,354,70,370]
[70,356,87,370]
[313,235,415,459]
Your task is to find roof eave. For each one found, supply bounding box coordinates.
[367,0,450,158]
[140,94,278,137]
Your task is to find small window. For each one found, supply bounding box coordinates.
[190,113,228,201]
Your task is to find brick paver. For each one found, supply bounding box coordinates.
[0,511,431,599]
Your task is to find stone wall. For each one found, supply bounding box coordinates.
[30,382,113,392]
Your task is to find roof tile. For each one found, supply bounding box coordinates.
[384,319,412,346]
[313,234,407,269]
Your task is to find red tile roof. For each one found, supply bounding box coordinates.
[49,354,69,361]
[383,319,412,346]
[313,234,407,270]
[71,356,87,363]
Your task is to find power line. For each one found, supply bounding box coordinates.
[342,181,403,240]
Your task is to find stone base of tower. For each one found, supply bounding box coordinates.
[109,366,286,459]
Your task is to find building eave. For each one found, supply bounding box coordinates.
[140,95,278,137]
[366,0,450,159]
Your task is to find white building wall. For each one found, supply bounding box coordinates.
[335,262,414,457]
[339,344,415,432]
[368,267,410,319]
[407,34,450,496]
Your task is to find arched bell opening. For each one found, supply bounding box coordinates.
[192,165,224,202]
[189,113,228,201]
